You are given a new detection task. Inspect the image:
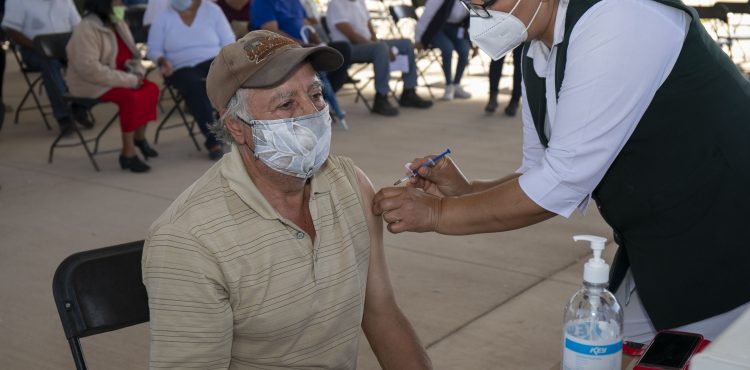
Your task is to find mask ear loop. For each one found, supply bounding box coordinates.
[524,0,543,33]
[236,115,262,160]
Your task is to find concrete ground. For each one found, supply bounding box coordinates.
[0,50,618,370]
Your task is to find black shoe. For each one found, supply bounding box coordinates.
[398,89,433,109]
[134,139,159,159]
[372,93,399,116]
[72,105,94,129]
[208,146,224,161]
[58,117,75,137]
[504,99,519,117]
[485,91,499,113]
[119,155,151,173]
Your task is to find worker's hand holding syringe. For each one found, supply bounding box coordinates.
[372,149,473,233]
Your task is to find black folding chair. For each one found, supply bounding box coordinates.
[153,80,201,150]
[388,5,436,98]
[9,41,53,130]
[52,240,149,370]
[34,32,120,172]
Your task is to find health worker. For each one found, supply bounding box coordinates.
[373,0,750,344]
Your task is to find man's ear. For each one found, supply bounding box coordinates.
[223,111,250,145]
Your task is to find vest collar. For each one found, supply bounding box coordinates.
[221,144,331,221]
[527,0,569,77]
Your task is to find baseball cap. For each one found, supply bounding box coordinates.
[206,30,344,110]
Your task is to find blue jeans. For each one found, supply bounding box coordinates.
[20,46,70,124]
[429,23,470,85]
[349,39,418,95]
[168,59,220,150]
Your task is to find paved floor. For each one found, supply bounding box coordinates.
[0,53,617,369]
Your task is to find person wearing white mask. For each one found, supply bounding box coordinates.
[373,0,750,346]
[142,30,432,370]
[147,0,234,160]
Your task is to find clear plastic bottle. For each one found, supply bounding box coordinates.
[562,235,623,370]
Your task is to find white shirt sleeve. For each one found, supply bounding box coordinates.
[325,0,347,41]
[67,0,81,27]
[146,13,167,62]
[517,81,546,174]
[518,0,689,217]
[415,0,442,43]
[1,0,25,33]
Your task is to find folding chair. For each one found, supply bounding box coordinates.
[388,5,436,98]
[9,41,53,130]
[34,32,120,172]
[153,80,201,150]
[52,240,149,370]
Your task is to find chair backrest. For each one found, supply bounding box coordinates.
[695,4,730,23]
[33,32,72,64]
[389,5,419,23]
[53,240,149,369]
[716,1,750,14]
[411,0,427,8]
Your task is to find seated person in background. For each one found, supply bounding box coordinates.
[326,0,433,117]
[66,0,160,173]
[147,0,234,161]
[2,0,93,132]
[251,0,352,92]
[142,30,432,370]
[415,0,471,101]
[216,0,251,38]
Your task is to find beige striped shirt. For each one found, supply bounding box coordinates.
[143,147,370,369]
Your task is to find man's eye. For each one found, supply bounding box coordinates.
[278,101,294,110]
[312,93,323,101]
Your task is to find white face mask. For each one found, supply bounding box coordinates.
[240,105,332,179]
[170,0,193,12]
[468,0,542,60]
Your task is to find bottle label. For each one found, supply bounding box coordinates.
[563,335,622,370]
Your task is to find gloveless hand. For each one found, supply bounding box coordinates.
[372,186,442,234]
[407,155,472,197]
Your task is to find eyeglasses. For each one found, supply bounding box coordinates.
[459,0,498,18]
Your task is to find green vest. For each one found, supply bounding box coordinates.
[522,0,750,330]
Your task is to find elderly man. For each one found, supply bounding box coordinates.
[142,30,431,370]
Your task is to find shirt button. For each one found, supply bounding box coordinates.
[296,231,305,239]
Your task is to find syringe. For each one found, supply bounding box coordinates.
[393,148,452,186]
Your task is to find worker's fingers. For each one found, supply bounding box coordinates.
[372,187,406,215]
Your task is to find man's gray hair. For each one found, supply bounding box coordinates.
[209,88,253,145]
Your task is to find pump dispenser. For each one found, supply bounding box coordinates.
[562,235,623,370]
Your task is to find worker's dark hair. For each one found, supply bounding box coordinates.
[83,0,115,25]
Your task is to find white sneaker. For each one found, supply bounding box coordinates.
[442,84,455,101]
[454,85,472,99]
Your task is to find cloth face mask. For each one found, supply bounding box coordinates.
[241,105,332,179]
[468,0,542,60]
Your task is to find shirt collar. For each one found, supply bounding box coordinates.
[221,145,331,221]
[526,0,570,68]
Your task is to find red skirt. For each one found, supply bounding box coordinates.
[99,79,159,133]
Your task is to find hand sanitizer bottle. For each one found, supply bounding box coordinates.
[562,235,623,370]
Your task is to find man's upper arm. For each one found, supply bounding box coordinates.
[354,167,398,313]
[143,223,233,369]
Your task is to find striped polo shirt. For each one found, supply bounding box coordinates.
[142,146,371,369]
